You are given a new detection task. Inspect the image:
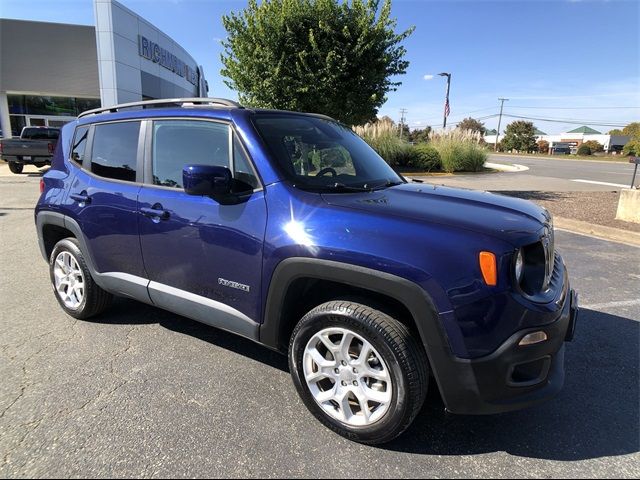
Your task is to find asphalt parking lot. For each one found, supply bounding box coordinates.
[1,175,639,478]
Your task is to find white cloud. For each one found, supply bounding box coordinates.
[423,74,434,81]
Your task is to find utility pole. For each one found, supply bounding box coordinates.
[495,98,508,151]
[438,72,451,129]
[399,108,408,139]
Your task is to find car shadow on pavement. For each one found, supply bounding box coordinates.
[386,308,640,461]
[91,297,289,372]
[88,300,638,461]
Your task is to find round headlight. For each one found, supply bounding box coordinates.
[514,249,524,282]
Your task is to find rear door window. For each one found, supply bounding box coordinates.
[90,122,140,182]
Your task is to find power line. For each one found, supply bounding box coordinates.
[501,113,628,127]
[507,105,640,110]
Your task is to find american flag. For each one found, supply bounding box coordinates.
[444,97,450,118]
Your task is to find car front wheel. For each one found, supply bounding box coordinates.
[289,300,429,444]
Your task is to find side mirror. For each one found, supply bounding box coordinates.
[183,165,232,196]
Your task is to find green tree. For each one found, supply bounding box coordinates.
[577,144,592,156]
[582,140,604,153]
[608,129,623,135]
[501,121,538,152]
[221,0,414,125]
[623,139,640,156]
[622,122,640,139]
[409,127,431,144]
[457,117,486,135]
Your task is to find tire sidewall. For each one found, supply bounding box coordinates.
[8,162,23,174]
[49,238,90,317]
[289,307,413,443]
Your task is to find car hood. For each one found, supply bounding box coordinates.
[321,183,549,244]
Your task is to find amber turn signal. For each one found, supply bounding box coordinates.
[479,251,497,286]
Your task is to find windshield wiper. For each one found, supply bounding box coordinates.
[369,179,404,190]
[325,183,374,192]
[293,182,373,193]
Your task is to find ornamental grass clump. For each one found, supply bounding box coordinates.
[429,129,487,173]
[353,120,411,167]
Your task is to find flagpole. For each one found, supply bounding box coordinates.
[439,72,451,129]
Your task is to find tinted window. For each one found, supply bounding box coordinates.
[91,122,140,182]
[71,126,89,165]
[21,128,59,140]
[233,135,259,189]
[152,120,230,189]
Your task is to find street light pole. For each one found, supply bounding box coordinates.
[439,72,451,129]
[495,97,508,151]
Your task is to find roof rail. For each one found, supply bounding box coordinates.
[77,97,243,118]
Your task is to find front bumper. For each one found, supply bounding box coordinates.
[431,287,578,415]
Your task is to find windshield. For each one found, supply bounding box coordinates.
[252,114,403,191]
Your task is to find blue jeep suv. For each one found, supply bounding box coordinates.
[35,98,578,444]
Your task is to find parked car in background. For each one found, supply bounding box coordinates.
[0,126,60,173]
[35,98,578,445]
[549,142,570,155]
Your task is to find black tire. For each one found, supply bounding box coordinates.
[49,238,113,319]
[34,162,46,168]
[8,162,23,174]
[289,300,429,445]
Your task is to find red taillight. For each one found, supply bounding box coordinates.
[48,142,55,154]
[40,179,44,194]
[0,142,3,154]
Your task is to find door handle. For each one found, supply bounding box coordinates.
[140,205,170,221]
[70,193,91,205]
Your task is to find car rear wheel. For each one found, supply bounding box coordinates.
[289,300,429,444]
[49,238,112,319]
[8,162,23,174]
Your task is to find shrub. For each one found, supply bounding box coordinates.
[537,140,550,154]
[406,144,441,171]
[429,129,487,172]
[583,140,604,153]
[354,119,413,167]
[364,132,412,167]
[577,144,592,156]
[623,139,640,156]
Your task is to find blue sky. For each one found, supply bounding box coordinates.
[1,0,638,133]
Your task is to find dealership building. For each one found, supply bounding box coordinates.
[0,0,208,138]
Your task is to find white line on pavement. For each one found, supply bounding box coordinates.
[571,179,629,188]
[582,299,640,310]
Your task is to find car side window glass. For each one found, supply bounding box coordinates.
[233,135,259,190]
[91,122,140,182]
[70,126,89,165]
[152,120,230,189]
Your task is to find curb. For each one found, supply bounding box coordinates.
[489,153,629,165]
[554,216,640,247]
[484,162,529,172]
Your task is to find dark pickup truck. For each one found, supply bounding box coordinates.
[0,127,60,173]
